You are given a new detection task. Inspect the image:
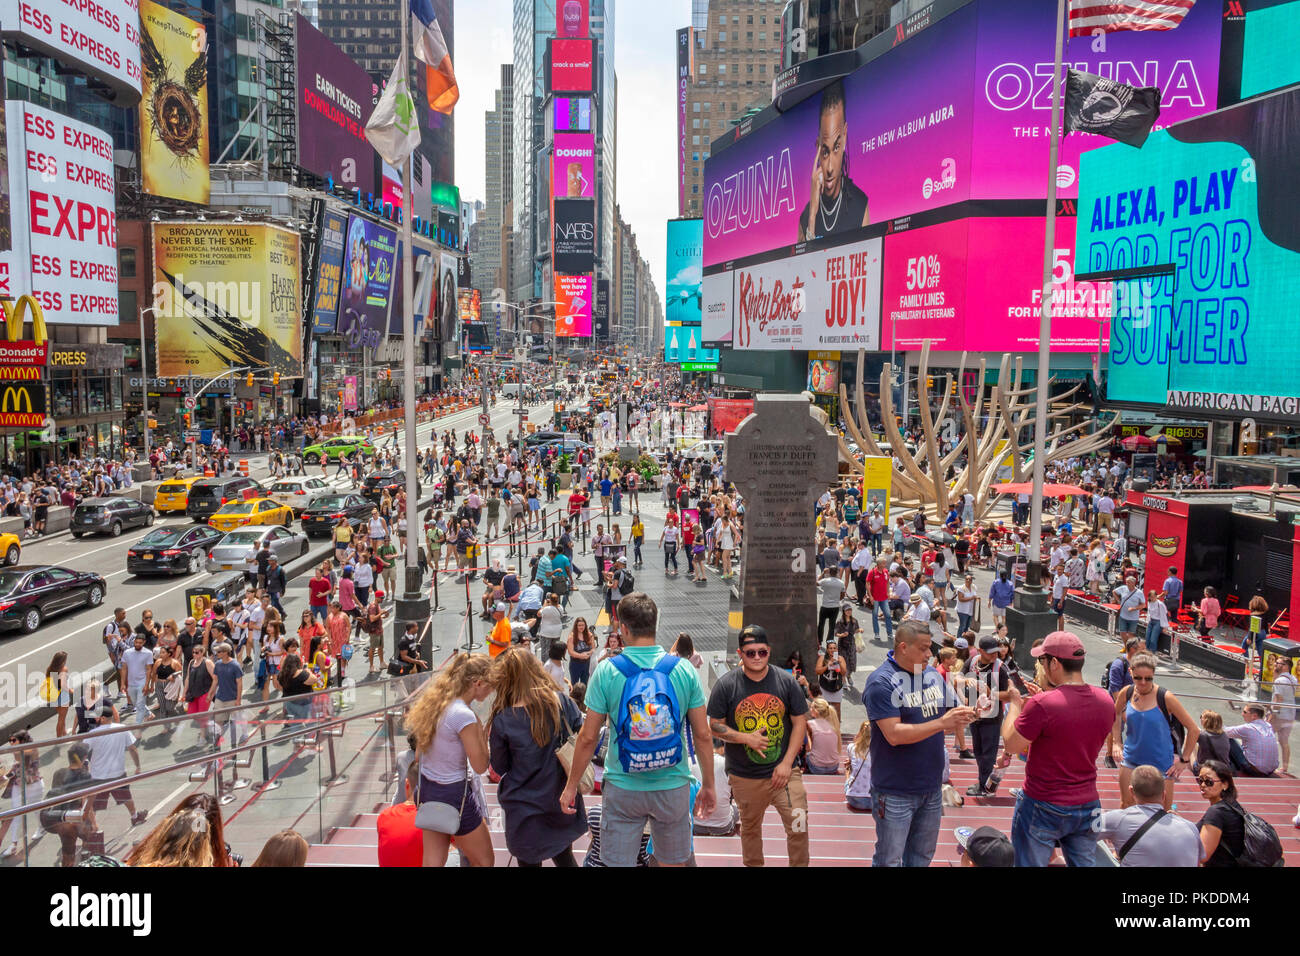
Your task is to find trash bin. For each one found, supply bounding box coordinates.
[184,572,247,619]
[1263,637,1300,658]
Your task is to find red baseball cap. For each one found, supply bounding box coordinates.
[1030,630,1086,659]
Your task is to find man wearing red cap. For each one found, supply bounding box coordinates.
[999,631,1115,866]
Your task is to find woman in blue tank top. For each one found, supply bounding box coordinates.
[1111,652,1199,812]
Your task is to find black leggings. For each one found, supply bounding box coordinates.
[517,846,578,867]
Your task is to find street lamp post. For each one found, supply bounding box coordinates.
[139,306,158,461]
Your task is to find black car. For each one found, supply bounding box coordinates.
[300,493,374,538]
[186,476,262,521]
[126,525,225,576]
[0,565,107,634]
[362,470,418,503]
[71,498,155,538]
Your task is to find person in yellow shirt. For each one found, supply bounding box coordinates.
[486,603,512,658]
[630,514,645,569]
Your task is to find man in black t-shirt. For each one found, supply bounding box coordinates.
[706,625,810,866]
[962,635,1011,798]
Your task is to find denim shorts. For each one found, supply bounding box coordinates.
[600,780,692,866]
[418,775,484,837]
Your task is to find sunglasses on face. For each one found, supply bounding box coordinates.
[742,647,769,659]
[1132,676,1154,683]
[1198,777,1220,787]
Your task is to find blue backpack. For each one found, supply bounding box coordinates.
[610,655,686,774]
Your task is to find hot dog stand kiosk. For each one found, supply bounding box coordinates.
[1124,488,1300,676]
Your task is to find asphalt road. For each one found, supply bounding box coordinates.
[0,397,542,720]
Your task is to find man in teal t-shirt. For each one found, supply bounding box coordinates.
[560,593,715,867]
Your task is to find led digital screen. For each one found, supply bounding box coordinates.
[553,96,593,132]
[556,0,589,37]
[551,38,594,94]
[555,274,593,337]
[1239,0,1300,99]
[296,15,377,187]
[553,133,595,198]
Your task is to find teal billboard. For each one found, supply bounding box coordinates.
[1078,85,1300,416]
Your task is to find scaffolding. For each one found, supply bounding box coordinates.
[262,12,298,180]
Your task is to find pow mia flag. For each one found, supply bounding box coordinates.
[1062,69,1161,148]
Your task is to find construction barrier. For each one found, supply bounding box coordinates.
[239,459,250,477]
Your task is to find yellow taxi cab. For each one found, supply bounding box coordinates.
[152,476,204,514]
[207,497,293,533]
[0,533,19,566]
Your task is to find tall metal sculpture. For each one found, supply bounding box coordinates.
[835,342,1118,522]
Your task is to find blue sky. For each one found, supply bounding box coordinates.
[453,0,690,300]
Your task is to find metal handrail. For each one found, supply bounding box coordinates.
[0,673,432,824]
[0,670,419,761]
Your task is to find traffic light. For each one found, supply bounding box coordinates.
[272,371,281,386]
[246,372,255,387]
[182,413,190,427]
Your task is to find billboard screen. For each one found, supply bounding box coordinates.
[665,324,720,365]
[140,0,209,205]
[703,0,1226,269]
[337,214,397,349]
[1078,86,1300,412]
[152,222,303,378]
[553,133,595,198]
[555,274,593,337]
[553,96,593,132]
[594,278,610,341]
[0,0,142,106]
[808,359,839,394]
[385,242,438,335]
[969,0,1222,202]
[880,215,1109,352]
[1,102,117,326]
[1239,0,1300,99]
[296,15,376,187]
[677,27,693,214]
[731,235,883,351]
[702,270,734,346]
[556,0,589,37]
[551,38,594,93]
[666,218,703,326]
[554,198,596,274]
[310,209,347,335]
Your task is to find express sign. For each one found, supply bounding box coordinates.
[0,0,143,107]
[1,102,118,327]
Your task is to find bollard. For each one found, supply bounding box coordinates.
[258,720,281,791]
[322,731,348,787]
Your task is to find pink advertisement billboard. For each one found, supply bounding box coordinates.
[555,0,588,37]
[555,274,593,337]
[703,0,1223,270]
[881,216,1111,353]
[553,133,595,199]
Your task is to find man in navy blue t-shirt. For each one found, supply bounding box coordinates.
[864,621,975,867]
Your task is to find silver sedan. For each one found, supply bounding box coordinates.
[205,525,310,574]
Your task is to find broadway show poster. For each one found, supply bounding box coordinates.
[1079,85,1300,407]
[152,222,303,378]
[139,0,210,204]
[337,214,397,345]
[310,209,347,335]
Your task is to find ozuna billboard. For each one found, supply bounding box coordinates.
[729,236,883,351]
[1078,85,1300,411]
[703,0,1223,269]
[1,101,117,326]
[296,15,376,186]
[0,0,142,106]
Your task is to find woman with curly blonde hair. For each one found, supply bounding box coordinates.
[488,648,588,866]
[404,653,495,867]
[126,792,236,867]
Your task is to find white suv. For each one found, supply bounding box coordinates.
[266,477,333,516]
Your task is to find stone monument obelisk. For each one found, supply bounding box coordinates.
[725,394,839,667]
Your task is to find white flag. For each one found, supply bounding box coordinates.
[365,52,421,166]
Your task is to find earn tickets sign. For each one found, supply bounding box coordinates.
[0,0,143,106]
[0,102,119,327]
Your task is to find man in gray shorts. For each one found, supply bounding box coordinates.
[559,592,715,866]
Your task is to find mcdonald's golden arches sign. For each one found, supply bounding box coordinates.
[0,382,46,427]
[0,296,49,367]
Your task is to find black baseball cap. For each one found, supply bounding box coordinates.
[956,825,1015,867]
[738,624,768,648]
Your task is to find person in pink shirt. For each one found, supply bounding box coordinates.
[1196,586,1221,639]
[325,601,352,672]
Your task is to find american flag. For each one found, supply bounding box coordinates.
[1067,0,1197,38]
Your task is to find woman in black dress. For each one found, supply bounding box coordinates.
[487,648,587,867]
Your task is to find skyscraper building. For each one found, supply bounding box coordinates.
[473,65,516,307]
[678,0,785,219]
[511,0,616,306]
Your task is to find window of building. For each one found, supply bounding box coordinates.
[703,101,711,110]
[718,30,725,41]
[693,102,700,112]
[759,63,767,73]
[699,63,707,74]
[703,118,709,127]
[717,14,724,24]
[759,32,766,41]
[747,63,754,73]
[732,15,740,23]
[118,248,136,278]
[692,118,699,128]
[693,185,699,193]
[719,63,726,73]
[692,135,700,144]
[747,15,754,23]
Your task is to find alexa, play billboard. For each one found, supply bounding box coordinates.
[703,0,1223,269]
